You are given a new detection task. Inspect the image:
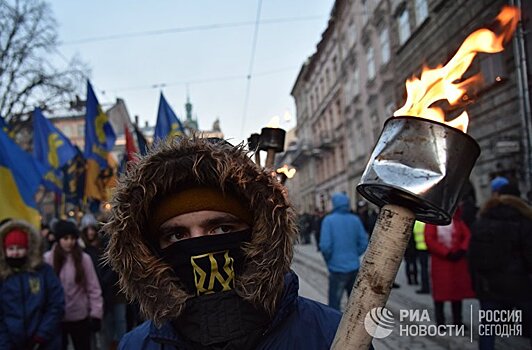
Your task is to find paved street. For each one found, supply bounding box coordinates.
[292,242,530,350]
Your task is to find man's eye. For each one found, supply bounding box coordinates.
[166,232,186,242]
[211,225,234,235]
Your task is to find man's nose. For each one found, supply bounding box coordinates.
[189,227,208,239]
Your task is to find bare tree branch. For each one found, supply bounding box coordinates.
[0,0,88,124]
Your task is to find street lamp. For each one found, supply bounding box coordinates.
[276,164,296,185]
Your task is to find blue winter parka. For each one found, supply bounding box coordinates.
[0,220,65,350]
[119,272,342,350]
[319,193,369,273]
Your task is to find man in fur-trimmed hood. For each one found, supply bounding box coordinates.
[105,137,341,349]
[0,219,64,349]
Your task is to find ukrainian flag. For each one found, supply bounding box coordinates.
[84,80,116,201]
[154,92,185,141]
[33,107,77,192]
[0,128,43,227]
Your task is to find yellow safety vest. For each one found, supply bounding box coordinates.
[413,221,427,251]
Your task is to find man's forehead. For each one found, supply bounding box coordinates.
[160,210,243,229]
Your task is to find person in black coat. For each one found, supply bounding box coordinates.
[469,183,532,349]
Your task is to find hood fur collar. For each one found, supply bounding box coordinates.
[0,220,43,279]
[480,194,532,219]
[104,137,297,326]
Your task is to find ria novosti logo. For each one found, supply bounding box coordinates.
[364,307,395,338]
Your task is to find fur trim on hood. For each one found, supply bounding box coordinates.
[104,137,297,326]
[0,220,43,280]
[479,194,532,220]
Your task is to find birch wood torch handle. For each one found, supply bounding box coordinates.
[331,204,415,350]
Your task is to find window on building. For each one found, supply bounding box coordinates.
[339,144,345,168]
[349,17,357,48]
[347,126,356,162]
[385,101,395,116]
[353,65,360,97]
[362,0,369,26]
[415,0,429,26]
[398,8,411,45]
[367,46,375,81]
[77,123,84,138]
[380,28,390,65]
[480,53,505,88]
[370,113,380,143]
[332,148,337,174]
[335,99,341,128]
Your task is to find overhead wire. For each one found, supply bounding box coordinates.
[239,0,263,140]
[60,15,322,45]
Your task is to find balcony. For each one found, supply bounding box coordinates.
[318,130,334,150]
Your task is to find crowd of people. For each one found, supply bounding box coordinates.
[1,134,530,349]
[300,176,531,349]
[0,214,141,350]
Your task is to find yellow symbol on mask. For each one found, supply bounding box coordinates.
[29,277,40,294]
[191,250,235,296]
[95,107,109,144]
[47,133,63,168]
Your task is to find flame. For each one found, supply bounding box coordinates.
[266,115,280,128]
[393,6,520,132]
[277,164,296,179]
[283,110,292,123]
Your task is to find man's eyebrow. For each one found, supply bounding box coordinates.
[159,213,245,232]
[201,215,245,227]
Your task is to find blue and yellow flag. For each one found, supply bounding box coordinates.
[84,81,116,167]
[84,81,116,201]
[33,108,77,192]
[63,146,86,206]
[0,116,8,133]
[0,128,43,227]
[154,92,185,141]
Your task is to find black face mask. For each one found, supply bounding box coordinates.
[160,229,251,296]
[6,256,27,269]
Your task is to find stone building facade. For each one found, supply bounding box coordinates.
[291,0,399,212]
[291,0,532,211]
[391,0,532,203]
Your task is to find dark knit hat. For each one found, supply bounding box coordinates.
[53,220,80,241]
[149,186,252,231]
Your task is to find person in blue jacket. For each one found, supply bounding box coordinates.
[319,193,369,311]
[0,219,65,349]
[104,137,342,349]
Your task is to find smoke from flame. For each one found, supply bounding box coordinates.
[393,6,520,132]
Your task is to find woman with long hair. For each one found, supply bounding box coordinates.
[44,219,103,350]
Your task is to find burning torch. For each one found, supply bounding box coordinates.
[260,116,286,169]
[332,6,520,349]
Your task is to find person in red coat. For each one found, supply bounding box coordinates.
[425,208,475,326]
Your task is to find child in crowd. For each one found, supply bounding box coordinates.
[0,219,64,349]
